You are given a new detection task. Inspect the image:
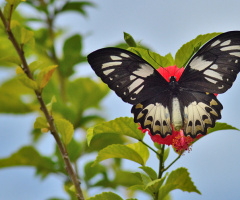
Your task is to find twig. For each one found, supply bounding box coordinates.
[162,154,182,173]
[0,8,85,200]
[140,140,160,156]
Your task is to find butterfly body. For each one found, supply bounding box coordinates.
[88,31,240,138]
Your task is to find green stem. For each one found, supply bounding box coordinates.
[158,144,165,179]
[140,140,160,156]
[163,154,182,173]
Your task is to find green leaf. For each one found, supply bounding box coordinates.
[0,77,34,113]
[3,0,22,20]
[163,147,170,163]
[94,142,148,166]
[46,96,57,114]
[128,47,174,69]
[114,170,143,187]
[59,34,83,77]
[36,65,57,89]
[61,1,95,17]
[86,192,123,200]
[20,27,35,48]
[84,161,107,182]
[175,32,221,67]
[0,146,57,178]
[139,166,158,180]
[55,118,74,145]
[66,77,109,111]
[124,32,137,47]
[145,177,166,195]
[87,117,144,146]
[208,122,239,134]
[158,167,201,199]
[34,116,48,129]
[17,73,38,90]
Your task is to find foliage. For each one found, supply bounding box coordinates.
[0,1,239,200]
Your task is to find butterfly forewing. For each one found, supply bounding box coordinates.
[179,31,240,94]
[88,48,169,104]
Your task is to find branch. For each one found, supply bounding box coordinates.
[0,9,85,200]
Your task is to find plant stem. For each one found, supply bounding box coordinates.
[140,140,160,156]
[158,144,165,179]
[0,8,85,200]
[163,154,181,173]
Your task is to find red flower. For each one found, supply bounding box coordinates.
[138,65,203,153]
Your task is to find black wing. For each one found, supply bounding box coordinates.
[87,47,169,104]
[178,31,240,93]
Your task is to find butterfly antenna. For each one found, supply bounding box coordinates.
[147,50,171,76]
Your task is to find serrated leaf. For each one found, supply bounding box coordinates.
[208,122,239,134]
[36,65,57,89]
[158,167,201,199]
[145,177,166,195]
[94,143,146,166]
[124,32,137,47]
[55,118,74,145]
[87,117,143,146]
[139,166,158,180]
[0,146,57,178]
[34,116,48,129]
[86,192,123,200]
[128,47,174,69]
[175,32,221,67]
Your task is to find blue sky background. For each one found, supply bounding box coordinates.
[0,0,240,199]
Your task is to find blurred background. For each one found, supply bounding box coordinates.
[0,0,240,199]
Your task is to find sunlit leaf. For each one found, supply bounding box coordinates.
[175,32,221,67]
[34,116,48,129]
[158,167,201,199]
[36,65,57,89]
[86,192,123,200]
[87,117,144,146]
[55,118,74,145]
[145,177,166,195]
[128,47,174,69]
[17,73,38,90]
[94,143,147,166]
[127,142,149,165]
[114,170,143,187]
[139,166,157,180]
[208,122,239,134]
[0,146,57,178]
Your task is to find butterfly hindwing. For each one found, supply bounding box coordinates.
[87,48,169,104]
[131,93,172,138]
[179,31,240,94]
[178,91,223,138]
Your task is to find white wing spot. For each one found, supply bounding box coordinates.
[220,39,231,46]
[134,85,144,95]
[220,45,240,51]
[205,77,218,84]
[203,69,223,80]
[235,60,238,63]
[211,40,221,47]
[120,53,130,58]
[128,79,144,92]
[110,55,122,60]
[210,64,218,70]
[102,61,122,69]
[218,85,224,89]
[189,56,213,71]
[230,52,240,58]
[130,75,137,80]
[132,64,154,77]
[103,69,115,75]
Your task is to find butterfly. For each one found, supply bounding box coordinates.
[87,31,240,138]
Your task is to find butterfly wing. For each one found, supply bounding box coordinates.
[177,91,222,138]
[178,31,240,94]
[87,47,169,104]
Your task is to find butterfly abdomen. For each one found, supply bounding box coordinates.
[171,97,183,131]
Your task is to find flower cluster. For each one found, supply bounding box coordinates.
[138,65,203,153]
